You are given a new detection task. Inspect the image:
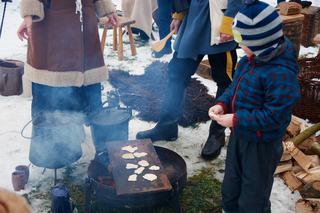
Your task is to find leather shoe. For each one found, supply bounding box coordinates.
[201,133,225,160]
[136,122,178,142]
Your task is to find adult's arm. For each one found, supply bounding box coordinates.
[20,0,44,22]
[220,0,244,36]
[94,0,116,18]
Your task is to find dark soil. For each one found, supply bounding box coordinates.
[109,61,214,127]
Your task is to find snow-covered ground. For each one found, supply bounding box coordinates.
[0,0,318,212]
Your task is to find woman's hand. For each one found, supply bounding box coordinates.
[107,12,119,27]
[170,19,181,34]
[17,16,32,41]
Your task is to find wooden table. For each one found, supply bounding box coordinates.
[106,139,172,196]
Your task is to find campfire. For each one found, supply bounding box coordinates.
[85,140,187,212]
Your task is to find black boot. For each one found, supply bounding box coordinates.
[201,121,226,160]
[136,121,178,142]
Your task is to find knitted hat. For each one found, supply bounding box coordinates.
[233,0,283,56]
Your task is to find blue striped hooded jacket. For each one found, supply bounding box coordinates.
[216,38,300,143]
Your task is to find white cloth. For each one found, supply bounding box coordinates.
[121,0,158,37]
[209,0,228,45]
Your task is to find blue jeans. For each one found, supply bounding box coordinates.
[156,0,173,50]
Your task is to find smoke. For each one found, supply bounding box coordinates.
[29,110,86,169]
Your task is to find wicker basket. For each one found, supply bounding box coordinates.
[298,55,320,73]
[281,14,304,56]
[301,6,320,47]
[293,71,320,123]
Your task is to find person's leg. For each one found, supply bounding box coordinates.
[31,83,83,119]
[201,49,237,160]
[132,27,150,42]
[238,139,283,213]
[222,135,242,212]
[153,0,173,58]
[136,52,203,142]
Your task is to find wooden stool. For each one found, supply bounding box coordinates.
[100,17,137,61]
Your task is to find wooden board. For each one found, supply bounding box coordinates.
[106,139,172,196]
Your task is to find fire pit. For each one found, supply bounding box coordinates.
[85,146,187,212]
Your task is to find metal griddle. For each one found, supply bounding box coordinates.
[106,139,172,196]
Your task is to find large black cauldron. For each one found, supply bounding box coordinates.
[85,146,187,212]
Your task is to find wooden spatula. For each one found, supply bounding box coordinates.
[151,31,175,52]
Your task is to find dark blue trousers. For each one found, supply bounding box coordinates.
[222,136,283,213]
[156,0,173,50]
[160,50,237,122]
[31,83,102,120]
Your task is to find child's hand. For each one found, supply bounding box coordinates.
[215,113,234,128]
[208,105,224,120]
[17,16,32,41]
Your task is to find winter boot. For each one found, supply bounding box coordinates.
[201,121,226,160]
[136,121,178,142]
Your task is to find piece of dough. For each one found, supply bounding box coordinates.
[121,145,138,153]
[126,163,138,169]
[149,165,160,171]
[133,152,148,158]
[122,153,135,159]
[134,167,145,174]
[138,160,149,167]
[128,174,138,182]
[143,174,157,182]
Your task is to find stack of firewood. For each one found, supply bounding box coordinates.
[275,116,320,213]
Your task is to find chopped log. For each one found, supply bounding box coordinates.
[309,155,320,168]
[299,182,320,199]
[298,136,319,153]
[309,142,320,156]
[275,161,293,175]
[287,116,302,137]
[292,123,320,146]
[296,167,320,184]
[292,165,304,174]
[285,141,312,172]
[282,171,303,191]
[281,149,292,162]
[303,167,320,184]
[295,199,320,213]
[295,170,308,180]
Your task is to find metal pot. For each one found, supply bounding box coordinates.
[0,59,23,96]
[89,105,132,153]
[29,112,85,169]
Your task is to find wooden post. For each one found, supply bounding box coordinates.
[113,26,118,51]
[100,26,108,53]
[118,26,124,61]
[127,25,137,56]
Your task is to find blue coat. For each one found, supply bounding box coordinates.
[174,0,243,59]
[217,38,300,142]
